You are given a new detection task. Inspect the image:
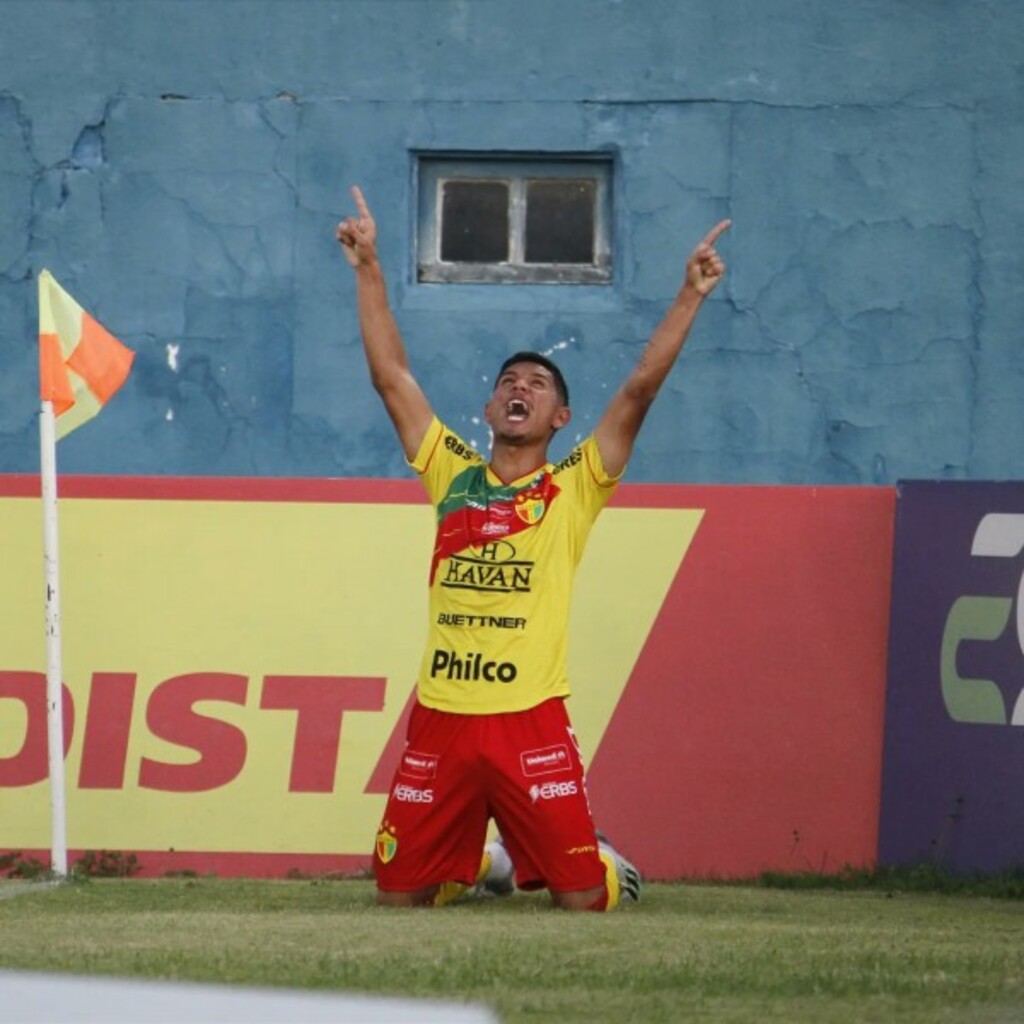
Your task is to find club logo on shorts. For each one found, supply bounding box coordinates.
[529,780,578,803]
[376,824,398,864]
[520,744,572,777]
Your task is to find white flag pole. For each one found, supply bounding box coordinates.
[39,398,68,878]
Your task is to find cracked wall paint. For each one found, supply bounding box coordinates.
[0,0,1021,482]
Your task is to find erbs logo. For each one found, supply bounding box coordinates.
[553,448,582,474]
[444,434,476,461]
[941,513,1024,726]
[393,784,434,804]
[529,780,578,803]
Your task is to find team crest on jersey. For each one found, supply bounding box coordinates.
[429,463,560,583]
[376,824,398,864]
[515,492,546,525]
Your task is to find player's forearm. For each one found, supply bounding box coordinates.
[354,258,411,392]
[623,284,705,405]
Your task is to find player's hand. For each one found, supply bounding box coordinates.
[684,219,730,297]
[335,185,378,268]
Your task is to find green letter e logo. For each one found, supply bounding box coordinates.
[940,514,1024,726]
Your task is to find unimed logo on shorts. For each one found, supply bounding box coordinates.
[400,750,438,780]
[520,744,571,777]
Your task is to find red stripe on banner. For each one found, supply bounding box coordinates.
[587,485,895,879]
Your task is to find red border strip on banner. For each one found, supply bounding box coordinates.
[11,849,369,880]
[1,474,831,509]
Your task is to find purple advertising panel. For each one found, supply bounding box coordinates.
[880,481,1024,873]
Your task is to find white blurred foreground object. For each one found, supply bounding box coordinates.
[0,971,498,1023]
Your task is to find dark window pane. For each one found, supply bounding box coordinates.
[524,179,595,264]
[440,180,509,262]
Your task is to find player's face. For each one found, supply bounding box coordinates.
[485,362,570,444]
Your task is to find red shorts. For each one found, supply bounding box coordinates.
[374,697,604,894]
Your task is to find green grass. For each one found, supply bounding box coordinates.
[2,877,1023,1023]
[754,863,1024,899]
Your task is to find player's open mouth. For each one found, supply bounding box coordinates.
[507,399,530,422]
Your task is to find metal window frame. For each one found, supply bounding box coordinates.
[416,155,613,285]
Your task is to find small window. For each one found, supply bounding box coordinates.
[418,156,612,285]
[525,179,596,264]
[441,180,509,263]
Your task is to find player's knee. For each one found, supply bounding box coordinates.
[551,853,629,911]
[550,884,608,912]
[376,886,438,908]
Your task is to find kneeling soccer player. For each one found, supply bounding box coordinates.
[337,184,728,910]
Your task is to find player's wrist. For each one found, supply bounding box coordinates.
[354,253,383,275]
[674,281,705,308]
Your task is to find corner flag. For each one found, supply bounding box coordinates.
[36,269,135,877]
[38,269,134,440]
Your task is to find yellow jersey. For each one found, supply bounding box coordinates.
[410,417,620,714]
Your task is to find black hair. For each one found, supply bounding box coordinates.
[495,351,570,406]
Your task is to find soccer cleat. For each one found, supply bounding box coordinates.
[433,880,471,907]
[597,834,642,905]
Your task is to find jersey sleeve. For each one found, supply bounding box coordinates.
[581,434,624,491]
[408,416,484,506]
[552,434,622,538]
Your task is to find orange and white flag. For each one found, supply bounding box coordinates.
[38,269,134,440]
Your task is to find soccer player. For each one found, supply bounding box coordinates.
[336,186,728,910]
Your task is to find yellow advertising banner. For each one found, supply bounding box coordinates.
[0,488,700,861]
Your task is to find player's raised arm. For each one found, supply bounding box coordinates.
[593,219,730,478]
[336,185,433,461]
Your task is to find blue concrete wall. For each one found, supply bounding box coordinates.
[0,0,1021,483]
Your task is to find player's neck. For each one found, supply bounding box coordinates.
[488,439,551,485]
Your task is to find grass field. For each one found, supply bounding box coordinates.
[2,876,1023,1023]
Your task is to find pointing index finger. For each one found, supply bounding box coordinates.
[699,219,732,249]
[351,185,371,219]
